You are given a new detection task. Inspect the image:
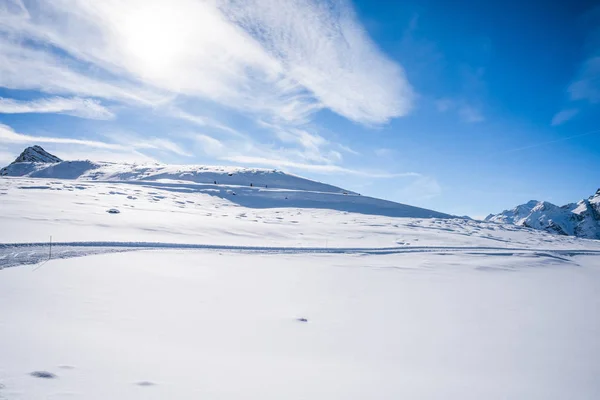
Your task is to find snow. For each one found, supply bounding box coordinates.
[486,191,600,240]
[2,148,600,399]
[0,158,453,218]
[2,177,599,249]
[1,250,600,399]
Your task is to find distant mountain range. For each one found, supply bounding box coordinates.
[486,191,600,240]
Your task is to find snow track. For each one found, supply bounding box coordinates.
[2,241,599,269]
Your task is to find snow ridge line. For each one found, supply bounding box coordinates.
[2,242,600,255]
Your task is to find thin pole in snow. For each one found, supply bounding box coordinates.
[32,235,52,272]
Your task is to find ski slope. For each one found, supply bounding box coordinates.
[2,161,600,399]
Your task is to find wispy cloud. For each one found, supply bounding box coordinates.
[435,98,454,112]
[0,148,15,165]
[0,0,413,125]
[337,144,360,156]
[0,123,125,150]
[569,56,600,103]
[43,148,157,163]
[103,132,193,157]
[374,148,397,158]
[168,108,246,138]
[458,104,484,123]
[0,123,192,157]
[0,0,421,179]
[436,98,484,123]
[551,108,579,126]
[395,175,442,202]
[553,10,600,124]
[193,133,225,154]
[0,96,114,119]
[0,36,169,106]
[222,155,420,178]
[498,128,600,154]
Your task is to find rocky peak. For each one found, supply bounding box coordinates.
[11,146,62,164]
[487,189,600,239]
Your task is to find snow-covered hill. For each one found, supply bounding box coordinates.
[0,146,452,219]
[486,190,600,239]
[2,146,600,399]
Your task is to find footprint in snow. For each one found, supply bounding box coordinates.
[136,381,156,387]
[30,371,57,379]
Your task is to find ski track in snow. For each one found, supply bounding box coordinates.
[2,241,599,270]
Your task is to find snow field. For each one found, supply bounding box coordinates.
[1,250,599,399]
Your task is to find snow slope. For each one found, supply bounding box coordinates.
[2,146,600,399]
[486,190,600,239]
[0,146,452,219]
[4,177,600,249]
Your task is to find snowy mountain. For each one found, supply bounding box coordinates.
[3,147,600,400]
[0,145,453,219]
[486,190,600,239]
[9,145,62,164]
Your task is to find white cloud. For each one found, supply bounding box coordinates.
[0,0,413,125]
[222,154,419,178]
[0,36,169,106]
[395,175,442,202]
[458,105,484,123]
[0,123,126,150]
[0,96,114,119]
[0,149,14,165]
[554,18,600,120]
[43,148,157,163]
[0,0,425,183]
[193,134,225,154]
[435,98,454,112]
[569,56,600,103]
[551,109,579,126]
[0,123,192,157]
[140,138,192,157]
[436,98,484,123]
[337,144,360,156]
[374,148,395,157]
[103,132,193,157]
[169,108,244,137]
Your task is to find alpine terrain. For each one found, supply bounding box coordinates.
[1,146,600,400]
[486,190,600,239]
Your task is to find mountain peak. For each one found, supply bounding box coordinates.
[11,146,62,164]
[487,190,600,240]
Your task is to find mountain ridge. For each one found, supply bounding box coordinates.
[486,191,600,239]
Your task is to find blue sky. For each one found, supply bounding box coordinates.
[0,0,599,217]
